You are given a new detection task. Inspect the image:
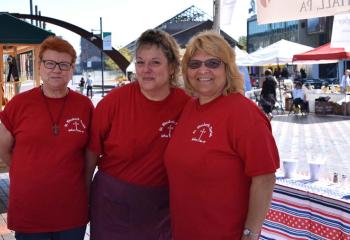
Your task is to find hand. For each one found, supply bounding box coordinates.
[241,235,259,240]
[241,228,259,240]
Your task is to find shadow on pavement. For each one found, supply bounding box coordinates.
[272,114,350,124]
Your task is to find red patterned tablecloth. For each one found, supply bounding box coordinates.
[261,180,350,240]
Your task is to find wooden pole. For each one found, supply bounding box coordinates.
[34,46,41,86]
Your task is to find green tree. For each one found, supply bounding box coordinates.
[238,36,247,51]
[103,47,133,71]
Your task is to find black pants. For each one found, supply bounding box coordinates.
[293,98,308,112]
[7,65,19,82]
[260,95,275,114]
[86,86,93,97]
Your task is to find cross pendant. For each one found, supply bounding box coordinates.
[52,124,60,136]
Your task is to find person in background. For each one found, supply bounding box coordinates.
[86,75,93,98]
[260,69,277,120]
[6,55,19,83]
[164,30,279,240]
[0,36,93,240]
[281,66,289,79]
[293,69,302,82]
[85,29,190,240]
[292,81,308,112]
[79,76,85,94]
[300,68,307,80]
[340,69,350,94]
[6,54,21,95]
[273,66,281,80]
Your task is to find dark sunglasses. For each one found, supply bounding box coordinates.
[188,58,222,69]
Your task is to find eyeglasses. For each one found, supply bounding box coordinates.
[41,60,72,71]
[188,58,223,69]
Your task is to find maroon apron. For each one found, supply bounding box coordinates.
[90,170,171,240]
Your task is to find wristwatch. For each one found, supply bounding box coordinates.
[243,228,259,240]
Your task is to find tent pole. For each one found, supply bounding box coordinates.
[339,60,347,116]
[277,63,284,113]
[343,60,347,116]
[278,76,284,112]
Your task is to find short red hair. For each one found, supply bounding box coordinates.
[39,36,77,63]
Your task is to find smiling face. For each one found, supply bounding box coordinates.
[135,44,172,100]
[186,50,227,105]
[40,49,74,94]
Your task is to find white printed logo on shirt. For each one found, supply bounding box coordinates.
[159,120,177,138]
[64,118,86,133]
[191,123,213,143]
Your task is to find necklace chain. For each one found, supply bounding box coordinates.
[40,86,69,136]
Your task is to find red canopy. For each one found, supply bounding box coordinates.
[292,43,350,61]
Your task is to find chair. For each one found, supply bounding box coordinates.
[288,95,309,116]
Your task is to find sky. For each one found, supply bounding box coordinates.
[1,0,251,54]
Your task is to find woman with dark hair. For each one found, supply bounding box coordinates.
[85,29,190,239]
[260,69,277,120]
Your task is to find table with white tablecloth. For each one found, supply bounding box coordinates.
[306,92,348,113]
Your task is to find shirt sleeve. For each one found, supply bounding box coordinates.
[231,104,280,176]
[88,93,119,155]
[0,98,17,135]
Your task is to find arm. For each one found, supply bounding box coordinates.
[85,149,98,198]
[0,122,14,166]
[242,173,276,240]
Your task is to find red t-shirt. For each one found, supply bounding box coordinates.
[0,87,93,232]
[164,93,280,239]
[88,82,190,186]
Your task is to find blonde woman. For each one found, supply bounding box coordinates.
[165,31,279,240]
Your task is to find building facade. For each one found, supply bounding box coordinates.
[246,12,346,80]
[247,15,334,53]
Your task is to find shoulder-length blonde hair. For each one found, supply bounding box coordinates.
[181,30,244,96]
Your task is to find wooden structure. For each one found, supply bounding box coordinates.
[0,13,54,108]
[0,13,53,171]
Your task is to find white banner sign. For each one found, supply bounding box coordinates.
[257,0,350,24]
[331,12,350,52]
[103,32,112,50]
[220,0,237,25]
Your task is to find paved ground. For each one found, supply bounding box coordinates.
[272,113,350,180]
[1,82,350,239]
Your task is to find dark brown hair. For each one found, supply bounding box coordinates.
[135,29,180,86]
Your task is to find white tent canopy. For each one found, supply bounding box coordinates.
[235,47,260,66]
[246,39,314,66]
